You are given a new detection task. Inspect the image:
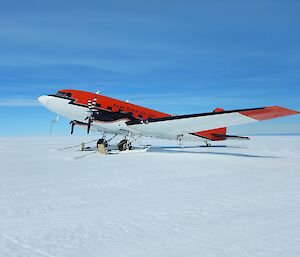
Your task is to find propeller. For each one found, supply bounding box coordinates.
[70,121,75,135]
[85,97,97,134]
[49,115,59,134]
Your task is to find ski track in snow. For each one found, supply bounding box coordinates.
[0,136,300,257]
[0,234,55,257]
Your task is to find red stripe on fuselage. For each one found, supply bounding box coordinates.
[59,89,171,121]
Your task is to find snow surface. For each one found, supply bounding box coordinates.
[0,136,300,257]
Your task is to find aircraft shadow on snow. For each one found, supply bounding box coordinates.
[148,145,279,159]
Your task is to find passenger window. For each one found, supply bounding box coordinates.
[107,106,112,111]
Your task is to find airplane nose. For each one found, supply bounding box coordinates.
[38,95,49,106]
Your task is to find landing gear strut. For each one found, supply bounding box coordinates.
[118,139,132,151]
[205,141,212,147]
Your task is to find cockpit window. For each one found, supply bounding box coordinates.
[56,91,66,96]
[56,91,72,98]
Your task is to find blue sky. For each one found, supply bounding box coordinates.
[0,0,299,136]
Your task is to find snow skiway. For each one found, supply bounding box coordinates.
[1,136,300,257]
[38,89,299,150]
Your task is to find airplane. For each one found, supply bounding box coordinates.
[38,89,299,151]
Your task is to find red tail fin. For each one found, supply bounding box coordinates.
[214,107,224,113]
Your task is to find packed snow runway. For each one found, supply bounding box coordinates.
[0,136,300,257]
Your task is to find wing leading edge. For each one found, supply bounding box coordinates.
[126,106,299,137]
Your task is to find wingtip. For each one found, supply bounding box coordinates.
[271,106,300,115]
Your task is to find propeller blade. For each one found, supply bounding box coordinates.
[87,117,92,134]
[70,121,75,135]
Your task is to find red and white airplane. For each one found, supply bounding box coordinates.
[39,89,299,150]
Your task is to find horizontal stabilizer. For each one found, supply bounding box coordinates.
[212,134,250,140]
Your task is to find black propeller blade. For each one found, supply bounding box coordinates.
[87,117,92,134]
[70,121,75,134]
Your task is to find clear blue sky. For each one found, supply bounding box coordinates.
[0,0,299,136]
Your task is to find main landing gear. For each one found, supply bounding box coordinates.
[96,132,113,148]
[96,132,133,152]
[97,138,108,147]
[117,139,132,151]
[117,131,133,151]
[79,133,148,155]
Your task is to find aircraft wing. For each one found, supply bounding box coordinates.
[126,106,299,137]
